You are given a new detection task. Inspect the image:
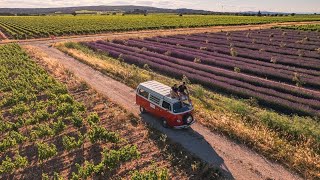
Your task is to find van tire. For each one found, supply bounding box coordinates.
[140,106,146,114]
[162,118,168,128]
[183,114,193,124]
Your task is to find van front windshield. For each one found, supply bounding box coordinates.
[172,101,191,113]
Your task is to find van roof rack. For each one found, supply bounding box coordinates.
[139,80,180,104]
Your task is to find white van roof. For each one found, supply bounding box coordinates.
[138,81,179,104]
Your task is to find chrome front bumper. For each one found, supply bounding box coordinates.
[173,119,196,129]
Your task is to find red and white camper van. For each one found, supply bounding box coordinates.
[136,81,195,129]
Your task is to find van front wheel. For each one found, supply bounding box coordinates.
[140,106,146,114]
[162,118,168,128]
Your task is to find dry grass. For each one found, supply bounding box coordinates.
[55,42,320,179]
[22,45,222,179]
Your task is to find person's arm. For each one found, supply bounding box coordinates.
[170,89,174,97]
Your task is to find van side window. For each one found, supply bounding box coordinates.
[138,88,149,99]
[162,101,171,111]
[149,95,160,105]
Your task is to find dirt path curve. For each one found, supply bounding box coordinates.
[26,44,302,180]
[0,20,318,45]
[0,30,8,40]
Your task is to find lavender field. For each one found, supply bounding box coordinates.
[84,29,320,117]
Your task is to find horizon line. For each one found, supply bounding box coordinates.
[0,4,319,14]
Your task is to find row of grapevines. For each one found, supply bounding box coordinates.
[0,44,160,178]
[0,14,320,39]
[0,44,89,174]
[0,152,28,174]
[71,145,140,179]
[275,24,320,32]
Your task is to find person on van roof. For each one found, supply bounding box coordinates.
[179,82,192,105]
[178,82,188,96]
[170,84,179,99]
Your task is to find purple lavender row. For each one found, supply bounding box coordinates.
[122,38,300,80]
[257,29,320,37]
[85,42,122,57]
[240,34,319,46]
[87,41,320,115]
[196,32,319,51]
[132,38,320,77]
[144,37,320,86]
[147,38,319,84]
[173,34,320,63]
[216,29,320,40]
[186,34,320,60]
[154,36,320,71]
[237,29,320,42]
[198,33,319,51]
[94,41,320,109]
[213,30,320,46]
[152,35,319,67]
[219,32,320,46]
[117,39,320,101]
[235,47,320,69]
[230,42,319,60]
[136,38,320,89]
[85,41,320,117]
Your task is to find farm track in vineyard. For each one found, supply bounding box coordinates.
[21,41,303,180]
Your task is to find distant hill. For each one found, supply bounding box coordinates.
[0,5,304,16]
[242,11,290,15]
[0,5,213,15]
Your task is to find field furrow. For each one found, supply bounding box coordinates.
[82,28,320,117]
[154,36,320,70]
[124,38,320,77]
[84,41,319,116]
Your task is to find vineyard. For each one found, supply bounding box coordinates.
[0,44,215,179]
[83,28,320,117]
[0,14,320,39]
[276,24,320,31]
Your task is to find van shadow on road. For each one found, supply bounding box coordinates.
[140,113,234,179]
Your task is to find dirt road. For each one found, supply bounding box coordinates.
[0,30,7,40]
[24,43,303,180]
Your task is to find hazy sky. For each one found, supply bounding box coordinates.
[1,0,319,13]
